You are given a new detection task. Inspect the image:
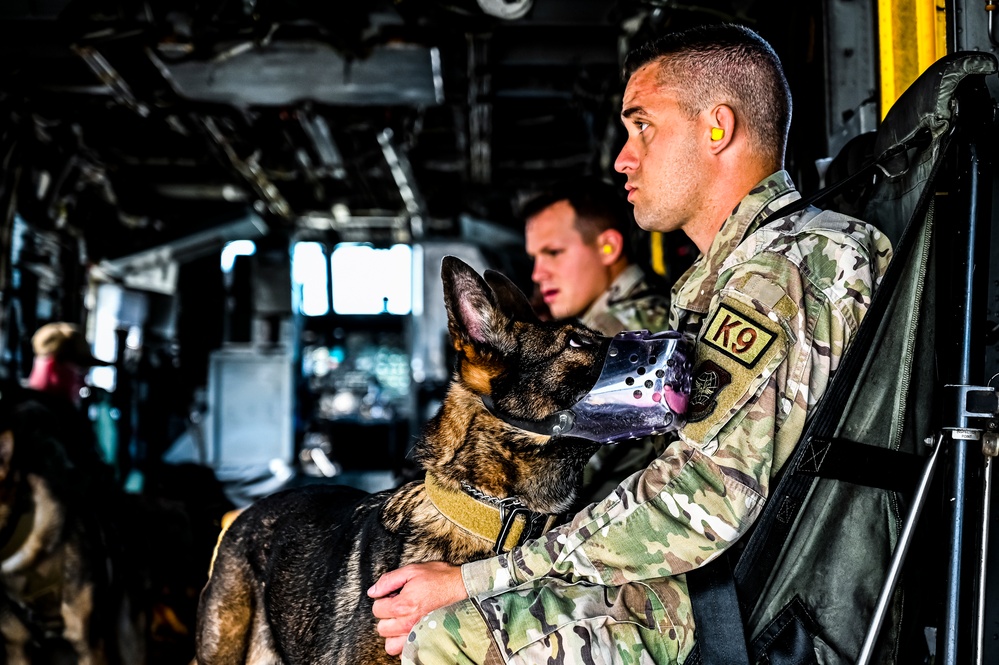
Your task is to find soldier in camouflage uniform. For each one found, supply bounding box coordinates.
[369,24,892,664]
[522,178,671,505]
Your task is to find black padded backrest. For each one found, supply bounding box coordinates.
[865,52,997,247]
[731,53,998,660]
[874,52,996,155]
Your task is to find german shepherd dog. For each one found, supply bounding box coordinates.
[194,256,610,664]
[0,398,144,665]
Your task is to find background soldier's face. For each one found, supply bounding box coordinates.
[526,200,613,320]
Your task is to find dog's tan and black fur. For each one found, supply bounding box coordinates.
[0,398,144,665]
[194,256,610,664]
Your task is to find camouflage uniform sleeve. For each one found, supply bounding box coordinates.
[583,283,671,336]
[462,222,889,597]
[626,293,671,333]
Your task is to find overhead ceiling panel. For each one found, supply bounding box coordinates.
[160,42,445,107]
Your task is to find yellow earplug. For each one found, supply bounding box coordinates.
[711,127,725,141]
[602,244,614,254]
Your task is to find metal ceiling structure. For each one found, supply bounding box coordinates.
[0,0,834,264]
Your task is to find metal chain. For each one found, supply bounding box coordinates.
[460,480,526,509]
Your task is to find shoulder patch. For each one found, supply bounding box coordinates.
[681,294,789,446]
[702,304,777,367]
[688,360,732,423]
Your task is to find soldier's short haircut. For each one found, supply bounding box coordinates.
[520,177,636,261]
[623,23,791,168]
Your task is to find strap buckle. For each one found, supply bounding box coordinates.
[493,498,547,554]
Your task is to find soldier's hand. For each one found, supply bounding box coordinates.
[368,561,468,656]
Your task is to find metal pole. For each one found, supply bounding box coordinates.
[943,439,969,665]
[942,140,979,665]
[974,453,993,665]
[857,435,945,665]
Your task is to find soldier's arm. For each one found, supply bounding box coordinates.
[463,280,792,593]
[462,230,885,595]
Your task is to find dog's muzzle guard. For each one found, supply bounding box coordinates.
[483,330,695,444]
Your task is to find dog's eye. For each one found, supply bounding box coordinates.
[568,334,590,348]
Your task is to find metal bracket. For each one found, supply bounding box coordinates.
[983,431,999,458]
[944,384,999,421]
[494,499,529,554]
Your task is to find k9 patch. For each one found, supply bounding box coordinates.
[681,292,791,445]
[702,304,777,368]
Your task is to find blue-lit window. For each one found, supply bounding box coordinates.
[331,244,412,315]
[292,242,330,316]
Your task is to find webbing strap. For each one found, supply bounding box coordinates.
[795,436,925,494]
[685,555,750,665]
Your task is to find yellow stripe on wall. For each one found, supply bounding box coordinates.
[879,0,948,118]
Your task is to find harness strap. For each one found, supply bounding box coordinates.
[685,554,750,665]
[480,395,573,438]
[795,436,925,493]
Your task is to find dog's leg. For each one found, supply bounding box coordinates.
[0,610,31,665]
[194,532,259,665]
[61,579,96,665]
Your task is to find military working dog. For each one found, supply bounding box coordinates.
[194,256,612,665]
[0,397,144,665]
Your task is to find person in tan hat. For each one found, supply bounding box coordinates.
[27,322,109,405]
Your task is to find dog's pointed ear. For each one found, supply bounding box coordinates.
[484,270,539,323]
[0,430,13,483]
[441,256,513,352]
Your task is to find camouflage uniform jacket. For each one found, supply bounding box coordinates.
[579,264,670,336]
[460,171,892,660]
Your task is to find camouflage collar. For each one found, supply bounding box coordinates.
[423,473,558,554]
[603,264,646,303]
[672,171,800,315]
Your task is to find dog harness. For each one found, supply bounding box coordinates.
[424,473,560,554]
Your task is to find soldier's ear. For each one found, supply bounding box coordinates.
[706,104,735,154]
[596,229,624,266]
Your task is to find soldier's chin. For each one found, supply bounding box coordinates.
[548,302,574,319]
[632,208,656,232]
